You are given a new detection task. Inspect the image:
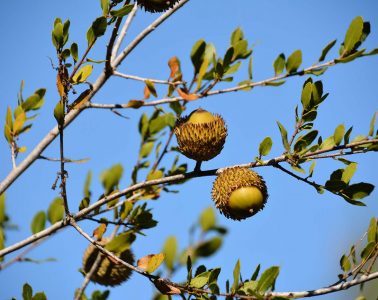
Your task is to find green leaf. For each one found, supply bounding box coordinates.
[52,20,64,50]
[32,292,47,300]
[336,49,365,63]
[340,254,351,272]
[367,217,377,243]
[71,43,78,62]
[248,56,253,80]
[360,241,375,260]
[0,193,5,224]
[53,101,65,125]
[72,64,93,84]
[162,236,177,271]
[191,39,206,75]
[105,232,136,253]
[368,111,377,136]
[190,271,211,288]
[343,182,374,200]
[231,259,241,293]
[100,164,123,194]
[319,39,337,62]
[309,161,316,178]
[199,207,216,232]
[91,16,107,37]
[286,50,302,73]
[333,124,345,146]
[231,27,244,46]
[110,4,134,17]
[341,163,357,184]
[344,126,353,144]
[259,137,273,157]
[256,266,280,293]
[195,237,222,257]
[319,136,335,150]
[276,121,290,151]
[31,211,46,234]
[47,197,64,224]
[273,53,285,75]
[140,141,154,158]
[149,113,175,134]
[294,130,318,152]
[197,58,209,91]
[342,16,364,56]
[251,264,260,281]
[301,82,312,110]
[265,81,286,87]
[119,201,133,220]
[101,0,109,16]
[23,283,33,300]
[145,80,157,98]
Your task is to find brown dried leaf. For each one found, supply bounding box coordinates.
[126,100,145,109]
[177,88,199,101]
[70,89,91,110]
[154,278,182,295]
[168,56,181,79]
[144,85,150,99]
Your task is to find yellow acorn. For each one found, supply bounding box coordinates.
[174,108,227,162]
[138,0,180,13]
[82,238,134,286]
[211,167,268,221]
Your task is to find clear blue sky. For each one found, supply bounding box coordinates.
[0,1,377,299]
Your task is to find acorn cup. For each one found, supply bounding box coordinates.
[211,167,268,221]
[82,238,135,286]
[174,108,228,166]
[138,0,181,13]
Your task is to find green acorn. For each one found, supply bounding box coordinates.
[82,238,135,286]
[174,108,227,162]
[211,167,268,221]
[138,0,180,13]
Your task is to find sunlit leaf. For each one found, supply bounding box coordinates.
[47,197,65,224]
[231,259,240,293]
[162,236,177,272]
[277,121,290,151]
[259,137,273,157]
[137,253,165,273]
[190,271,211,288]
[31,211,46,234]
[273,53,285,75]
[72,65,93,84]
[286,50,302,73]
[199,207,216,232]
[110,4,134,17]
[256,266,280,293]
[105,232,136,253]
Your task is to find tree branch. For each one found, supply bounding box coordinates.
[114,70,185,85]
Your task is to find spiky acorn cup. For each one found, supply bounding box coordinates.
[174,108,227,164]
[82,238,134,286]
[212,167,268,221]
[138,0,180,13]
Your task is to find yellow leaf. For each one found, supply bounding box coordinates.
[137,253,165,273]
[93,223,107,240]
[72,65,93,84]
[18,146,27,153]
[13,110,26,135]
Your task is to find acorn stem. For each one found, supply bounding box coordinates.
[194,161,202,172]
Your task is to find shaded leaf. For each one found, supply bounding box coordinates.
[91,16,107,37]
[340,254,351,272]
[191,39,206,75]
[100,164,123,194]
[195,237,222,258]
[23,283,33,300]
[360,241,375,260]
[367,217,377,243]
[140,142,154,158]
[145,80,157,98]
[343,183,374,200]
[126,100,144,109]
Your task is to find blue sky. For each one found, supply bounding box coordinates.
[0,1,377,299]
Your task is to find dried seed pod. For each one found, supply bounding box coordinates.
[212,167,268,221]
[82,238,134,286]
[138,0,180,13]
[174,108,227,162]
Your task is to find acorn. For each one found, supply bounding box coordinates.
[138,0,180,13]
[82,238,135,286]
[174,108,227,162]
[211,167,268,221]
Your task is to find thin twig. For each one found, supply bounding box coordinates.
[111,2,138,60]
[0,238,45,271]
[1,139,377,258]
[58,123,70,215]
[10,142,17,169]
[114,70,185,85]
[151,129,175,172]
